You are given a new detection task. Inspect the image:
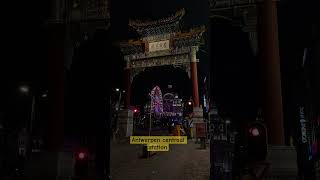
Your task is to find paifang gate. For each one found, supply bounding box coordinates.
[117,9,206,137]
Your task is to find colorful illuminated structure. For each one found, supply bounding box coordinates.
[150,86,164,115]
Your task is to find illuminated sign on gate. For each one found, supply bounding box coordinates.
[148,40,170,52]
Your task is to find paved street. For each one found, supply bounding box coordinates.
[110,139,210,180]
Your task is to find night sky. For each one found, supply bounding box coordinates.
[110,0,209,38]
[0,1,48,128]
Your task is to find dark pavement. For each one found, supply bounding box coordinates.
[110,139,210,180]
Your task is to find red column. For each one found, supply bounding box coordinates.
[259,0,284,145]
[124,68,131,109]
[190,47,200,107]
[47,22,65,151]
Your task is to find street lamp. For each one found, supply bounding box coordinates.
[18,84,35,133]
[41,92,48,98]
[225,118,231,141]
[115,89,122,111]
[19,85,30,94]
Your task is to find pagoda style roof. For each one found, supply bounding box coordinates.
[119,40,145,55]
[173,26,206,47]
[174,26,206,39]
[129,9,185,28]
[129,9,185,37]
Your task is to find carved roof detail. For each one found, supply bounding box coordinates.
[129,9,185,28]
[128,9,185,37]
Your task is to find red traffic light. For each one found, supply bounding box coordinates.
[246,122,268,162]
[134,109,138,113]
[188,101,192,106]
[78,152,86,159]
[75,148,88,160]
[74,150,89,176]
[249,127,260,136]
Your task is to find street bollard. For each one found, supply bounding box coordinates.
[200,137,206,149]
[141,144,156,158]
[142,144,148,158]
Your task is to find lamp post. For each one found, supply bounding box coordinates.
[225,118,231,142]
[141,94,152,158]
[30,96,35,134]
[18,84,35,134]
[18,84,48,136]
[117,90,123,111]
[114,88,124,111]
[149,93,152,136]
